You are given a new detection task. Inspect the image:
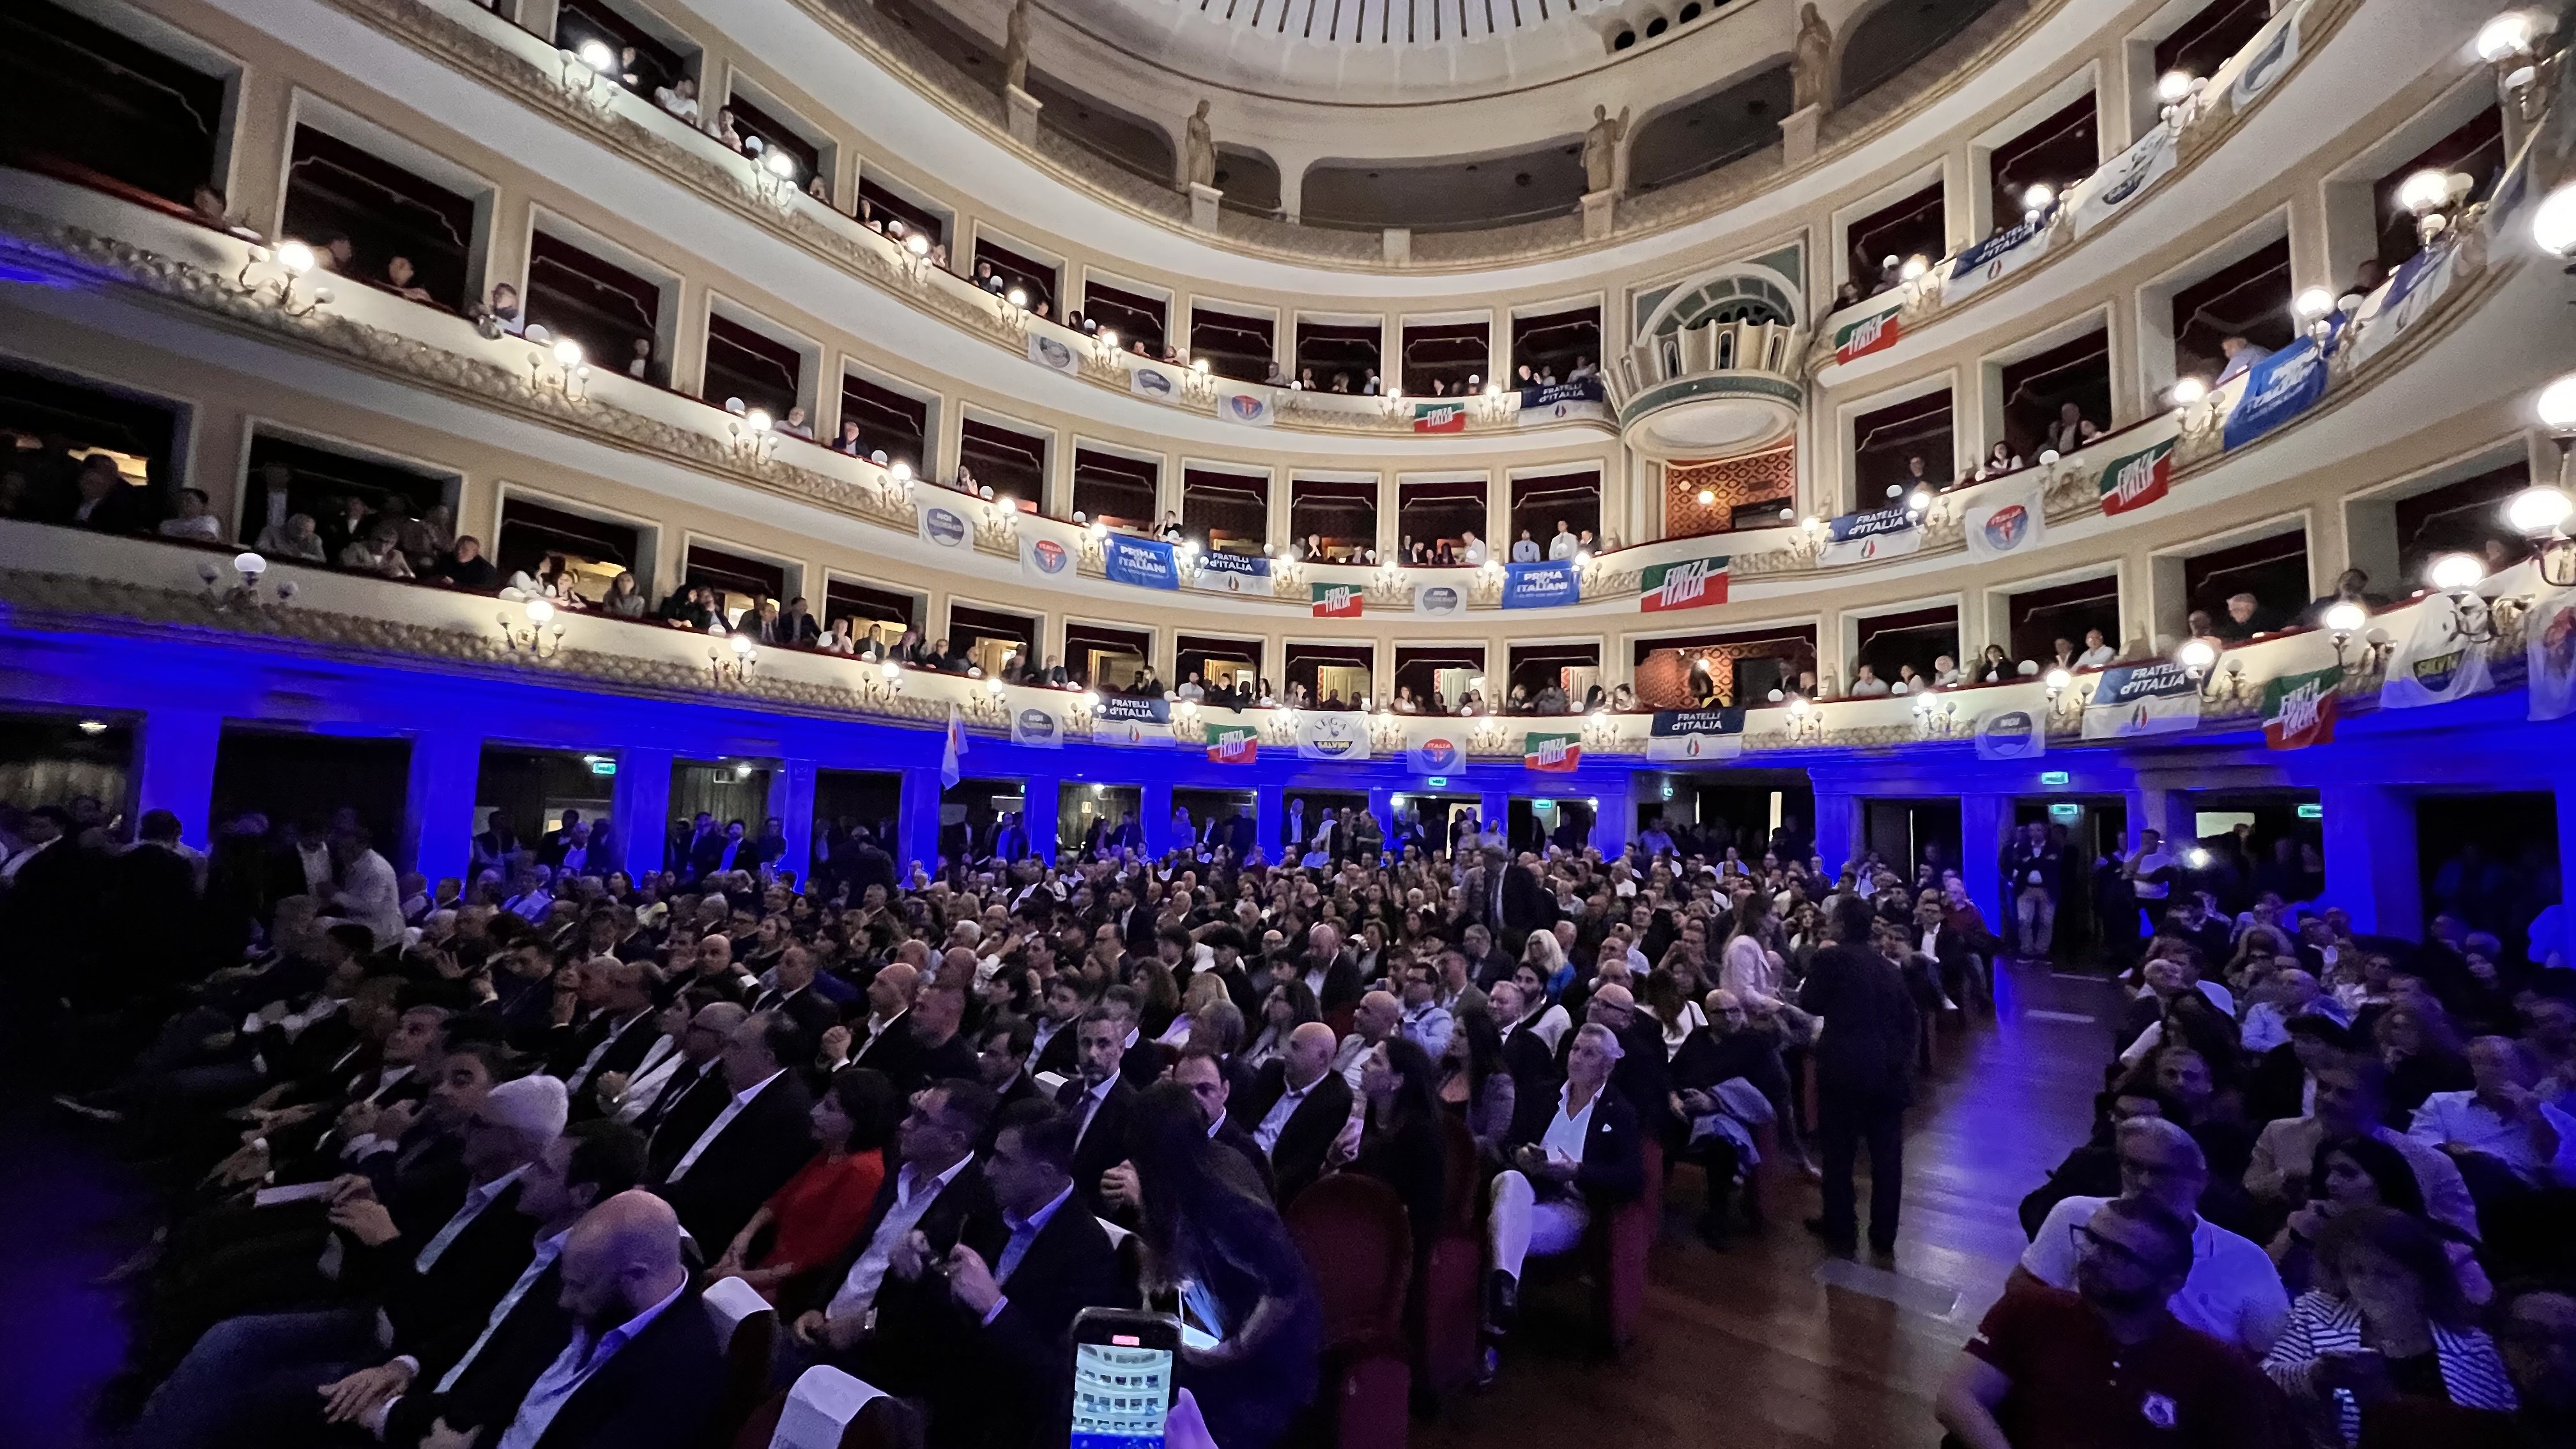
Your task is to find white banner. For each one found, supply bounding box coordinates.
[1008,700,1064,747]
[2227,3,2303,110]
[1192,552,1272,595]
[1404,724,1470,776]
[2380,594,2493,709]
[1024,332,1085,376]
[1962,480,2046,563]
[1412,579,1468,617]
[1295,711,1372,762]
[1018,525,1075,583]
[2071,126,2177,239]
[1214,387,1276,427]
[1942,215,2053,305]
[1127,365,1182,403]
[1973,705,2047,760]
[2531,588,2576,722]
[916,498,976,552]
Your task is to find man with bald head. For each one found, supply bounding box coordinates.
[824,959,920,1081]
[636,1000,746,1179]
[469,1191,724,1449]
[900,983,980,1097]
[1231,1018,1354,1205]
[552,958,663,1108]
[1297,921,1362,1015]
[1335,990,1403,1090]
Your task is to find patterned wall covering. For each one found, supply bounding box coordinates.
[1664,445,1796,538]
[1635,640,1808,707]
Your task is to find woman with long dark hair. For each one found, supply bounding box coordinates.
[706,1068,900,1303]
[1126,1082,1322,1449]
[1334,1037,1446,1271]
[1440,1007,1516,1163]
[2262,1206,2517,1445]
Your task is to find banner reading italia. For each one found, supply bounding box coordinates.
[1407,728,1469,776]
[1818,507,1922,567]
[2081,661,2202,740]
[1411,401,1468,434]
[1193,551,1271,595]
[1311,582,1363,618]
[2097,435,2177,516]
[1963,481,2045,563]
[1646,709,1744,762]
[2261,667,2340,749]
[1205,723,1259,763]
[1831,300,1904,364]
[1524,732,1581,772]
[1943,211,2053,303]
[1093,696,1171,747]
[1639,555,1729,612]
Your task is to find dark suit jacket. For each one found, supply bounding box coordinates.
[1555,1021,1675,1144]
[783,1157,993,1319]
[383,1257,571,1448]
[523,1284,728,1449]
[1795,944,1919,1107]
[548,1009,661,1093]
[639,1063,728,1180]
[905,1030,981,1098]
[1030,1019,1078,1078]
[1499,864,1555,937]
[747,984,842,1054]
[848,1011,923,1086]
[1213,1118,1276,1200]
[650,1071,817,1250]
[1298,949,1365,1015]
[1498,1020,1558,1098]
[1056,1077,1136,1213]
[1502,1080,1646,1208]
[1228,1061,1354,1206]
[340,1182,536,1365]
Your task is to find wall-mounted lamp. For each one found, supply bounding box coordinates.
[197,549,296,610]
[2176,637,2241,700]
[709,628,759,686]
[2476,11,2550,121]
[558,42,619,112]
[725,399,778,462]
[2398,167,2478,248]
[232,240,333,315]
[500,596,566,657]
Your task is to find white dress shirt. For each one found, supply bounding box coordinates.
[1549,531,1578,560]
[1542,1085,1598,1166]
[495,1276,687,1449]
[828,1154,974,1321]
[1254,1075,1321,1154]
[414,1165,528,1273]
[2409,1090,2576,1184]
[566,1010,656,1094]
[664,1070,785,1182]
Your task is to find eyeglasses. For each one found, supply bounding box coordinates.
[2072,1220,2153,1271]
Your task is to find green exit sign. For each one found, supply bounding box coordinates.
[2040,770,2070,786]
[585,756,617,776]
[2297,802,2323,820]
[2048,802,2082,822]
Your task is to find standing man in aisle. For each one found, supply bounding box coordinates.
[1798,894,1918,1256]
[2002,820,2063,962]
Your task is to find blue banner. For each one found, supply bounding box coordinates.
[1501,559,1580,609]
[1817,505,1924,566]
[2220,337,2329,451]
[1101,535,1180,590]
[1516,379,1604,409]
[1192,551,1271,595]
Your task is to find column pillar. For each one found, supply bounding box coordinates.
[1486,473,1510,558]
[1140,780,1174,857]
[135,707,225,849]
[402,732,484,882]
[2126,783,2176,843]
[1960,789,2009,937]
[2320,783,2421,937]
[1254,785,1286,860]
[1024,777,1061,862]
[1479,789,1510,847]
[2553,783,2576,966]
[1046,438,1076,521]
[611,746,674,882]
[511,0,561,41]
[1365,787,1394,851]
[900,767,946,875]
[769,758,818,885]
[668,279,709,401]
[1813,790,1863,876]
[1590,785,1632,858]
[1269,474,1295,558]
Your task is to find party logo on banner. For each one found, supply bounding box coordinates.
[1639,555,1729,612]
[2221,339,2328,452]
[2262,667,2340,750]
[1296,712,1371,761]
[1646,708,1744,762]
[2380,594,2492,709]
[1501,560,1580,610]
[1100,535,1179,591]
[1206,723,1259,763]
[1010,705,1064,749]
[1409,733,1467,775]
[1414,583,1466,617]
[1964,482,2045,563]
[1832,303,1903,364]
[1128,367,1177,401]
[1974,708,2046,760]
[1216,389,1276,427]
[1025,333,1083,376]
[2230,5,2303,108]
[1944,213,2051,303]
[1094,696,1171,747]
[2081,661,2202,739]
[1412,401,1468,433]
[2097,437,2177,516]
[1312,582,1363,618]
[1524,732,1581,772]
[1019,533,1071,581]
[1193,552,1271,595]
[1515,381,1608,427]
[917,500,974,552]
[2532,590,2576,721]
[2073,127,2177,238]
[1818,507,1923,567]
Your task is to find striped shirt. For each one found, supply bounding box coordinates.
[2259,1291,2516,1446]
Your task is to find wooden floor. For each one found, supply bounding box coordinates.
[1419,961,2115,1449]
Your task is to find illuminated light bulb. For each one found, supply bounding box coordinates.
[1907,487,1932,512]
[2156,70,2195,102]
[1006,288,1027,307]
[2323,601,2368,632]
[1079,691,1100,708]
[2427,554,2485,593]
[889,461,912,482]
[743,408,772,434]
[2292,287,2335,322]
[2534,183,2576,257]
[904,232,929,256]
[731,631,755,657]
[578,40,617,72]
[1696,488,1716,506]
[233,551,268,578]
[880,660,900,680]
[1193,358,1210,373]
[1899,254,1928,281]
[2177,638,2217,671]
[2506,485,2574,535]
[275,241,316,275]
[2170,377,2208,407]
[525,598,555,626]
[552,337,585,368]
[1098,330,1119,349]
[2477,10,2536,61]
[1787,696,1811,717]
[2397,168,2452,215]
[2538,372,2576,430]
[2022,182,2055,212]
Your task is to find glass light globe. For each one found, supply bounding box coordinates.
[2322,600,2368,632]
[525,598,555,625]
[1079,691,1100,708]
[2427,554,2485,592]
[2186,847,2211,869]
[1767,688,1784,703]
[2170,377,2208,406]
[1779,507,1795,522]
[2017,660,2040,677]
[1193,358,1210,373]
[2478,10,2536,60]
[275,241,316,275]
[2156,70,2195,102]
[578,40,617,72]
[2397,169,2452,215]
[2037,448,2061,465]
[1885,484,1903,499]
[986,678,1005,694]
[2177,639,2218,670]
[743,408,772,434]
[1899,254,1929,281]
[2292,286,2334,322]
[889,461,912,482]
[2539,373,2576,430]
[1787,696,1811,717]
[1098,330,1119,349]
[1907,487,1932,512]
[763,148,797,179]
[2044,668,2071,690]
[2534,183,2576,257]
[1695,488,1716,505]
[552,337,584,368]
[904,232,929,256]
[233,551,268,578]
[2022,183,2055,212]
[1802,516,1820,531]
[1090,522,1108,539]
[1483,382,1501,397]
[2506,485,2575,534]
[732,632,755,657]
[880,661,900,680]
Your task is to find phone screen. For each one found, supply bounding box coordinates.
[1070,1337,1175,1449]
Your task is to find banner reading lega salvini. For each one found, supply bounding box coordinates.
[1101,535,1179,590]
[1500,560,1580,610]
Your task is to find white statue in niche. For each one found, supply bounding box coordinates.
[1792,3,1836,116]
[1581,104,1630,194]
[1184,99,1218,190]
[1003,0,1031,95]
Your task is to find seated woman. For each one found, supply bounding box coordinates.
[1438,1009,1516,1167]
[2377,1004,2474,1123]
[1330,1038,1446,1277]
[1243,981,1321,1070]
[2269,1135,2490,1305]
[2260,1206,2516,1446]
[705,1068,898,1303]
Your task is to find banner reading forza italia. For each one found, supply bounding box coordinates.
[1093,696,1172,747]
[1646,708,1744,762]
[2081,661,2202,739]
[1412,401,1468,433]
[1524,732,1581,772]
[1830,299,1904,364]
[1311,581,1363,618]
[1639,555,1729,612]
[2261,667,2340,749]
[2096,431,2179,516]
[1205,723,1259,763]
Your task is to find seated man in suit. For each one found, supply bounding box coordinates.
[877,1101,1131,1449]
[648,1011,816,1252]
[463,1190,728,1449]
[339,1120,650,1446]
[782,1078,997,1369]
[1485,1024,1646,1353]
[1229,1020,1353,1206]
[1486,981,1559,1100]
[1059,1008,1137,1215]
[976,1015,1043,1118]
[1558,983,1674,1149]
[900,983,983,1098]
[1669,989,1791,1246]
[549,958,665,1114]
[746,944,842,1053]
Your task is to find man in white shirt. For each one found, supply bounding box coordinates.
[2073,627,2116,669]
[2238,968,2350,1055]
[324,827,405,949]
[487,1191,714,1449]
[2409,1036,2576,1186]
[1486,1023,1631,1335]
[1547,522,1579,560]
[2014,1119,2289,1356]
[1460,530,1489,567]
[2246,1059,2480,1236]
[1848,664,1891,697]
[790,1080,990,1358]
[2215,334,2273,384]
[2126,829,2175,933]
[1510,530,1541,563]
[1335,992,1401,1091]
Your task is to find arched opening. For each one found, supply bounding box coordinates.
[1837,0,2008,103]
[1627,65,1796,193]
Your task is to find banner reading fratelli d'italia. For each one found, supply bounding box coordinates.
[1639,555,1728,612]
[1092,696,1171,747]
[2081,661,2201,740]
[1646,709,1743,762]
